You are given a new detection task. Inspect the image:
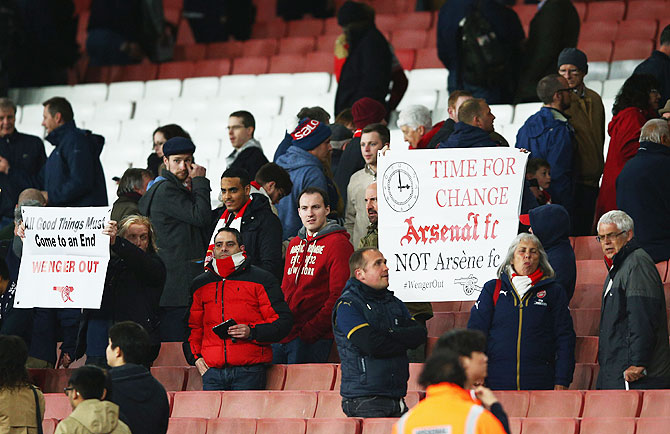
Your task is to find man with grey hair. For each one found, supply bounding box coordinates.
[596,210,670,389]
[516,74,575,217]
[397,105,444,149]
[111,168,153,222]
[0,97,47,179]
[616,119,670,262]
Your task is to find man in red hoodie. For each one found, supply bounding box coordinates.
[274,187,354,364]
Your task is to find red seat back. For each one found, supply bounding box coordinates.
[284,364,337,391]
[582,390,642,418]
[171,391,222,418]
[527,390,583,418]
[580,417,636,434]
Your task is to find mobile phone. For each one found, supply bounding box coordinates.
[212,319,237,340]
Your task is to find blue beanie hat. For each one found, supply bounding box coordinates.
[291,118,331,151]
[557,48,588,74]
[162,137,196,156]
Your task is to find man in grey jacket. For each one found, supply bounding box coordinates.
[139,137,211,341]
[596,210,670,389]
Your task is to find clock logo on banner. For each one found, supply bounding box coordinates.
[383,162,419,212]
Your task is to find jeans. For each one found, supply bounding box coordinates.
[86,318,110,358]
[201,364,267,391]
[342,396,407,418]
[272,337,333,364]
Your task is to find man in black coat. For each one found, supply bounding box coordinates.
[210,167,283,280]
[634,25,670,106]
[139,137,211,341]
[225,110,269,181]
[106,321,169,434]
[617,119,670,263]
[0,98,46,179]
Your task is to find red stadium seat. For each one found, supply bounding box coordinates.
[151,367,187,391]
[425,336,438,358]
[315,391,346,418]
[185,366,202,391]
[256,418,306,434]
[640,390,670,417]
[43,418,58,434]
[656,261,669,282]
[333,364,341,390]
[252,18,287,39]
[573,236,604,260]
[83,66,110,83]
[173,44,206,61]
[361,418,398,434]
[625,1,669,21]
[576,260,608,285]
[453,312,470,329]
[243,38,279,57]
[571,308,600,336]
[426,312,454,337]
[582,390,642,418]
[206,41,244,59]
[254,0,277,23]
[570,284,603,309]
[154,342,189,366]
[586,1,626,22]
[615,20,659,41]
[218,391,318,418]
[527,390,583,417]
[269,54,307,73]
[166,418,207,434]
[278,36,317,55]
[28,369,47,390]
[44,393,72,419]
[171,391,222,418]
[307,418,360,434]
[405,391,423,409]
[636,418,670,434]
[512,5,537,28]
[207,418,257,434]
[612,39,655,61]
[284,364,336,390]
[305,51,333,73]
[164,8,181,25]
[432,301,462,312]
[391,29,428,50]
[158,61,195,79]
[397,12,433,29]
[74,0,91,13]
[231,57,270,75]
[425,26,437,48]
[375,14,398,34]
[521,417,578,434]
[395,49,416,70]
[495,391,530,417]
[267,364,287,390]
[570,363,594,390]
[324,17,340,35]
[414,48,442,69]
[461,301,475,312]
[113,63,159,82]
[580,417,636,434]
[575,336,599,363]
[407,363,424,391]
[192,59,231,77]
[76,11,90,48]
[509,417,522,434]
[43,369,73,394]
[164,0,183,9]
[574,2,587,22]
[287,18,325,37]
[316,34,338,52]
[176,20,195,45]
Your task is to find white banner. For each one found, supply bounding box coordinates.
[14,207,112,308]
[378,148,528,302]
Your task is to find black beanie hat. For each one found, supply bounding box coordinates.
[557,48,588,74]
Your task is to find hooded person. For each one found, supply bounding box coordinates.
[276,118,333,240]
[521,204,576,300]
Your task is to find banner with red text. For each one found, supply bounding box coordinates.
[378,148,528,301]
[14,207,111,308]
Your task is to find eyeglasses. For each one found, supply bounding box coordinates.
[595,231,626,243]
[227,125,245,131]
[63,387,74,395]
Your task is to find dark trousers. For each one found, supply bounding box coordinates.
[29,308,81,365]
[201,364,266,391]
[271,338,333,364]
[159,306,188,342]
[342,396,407,418]
[572,183,599,236]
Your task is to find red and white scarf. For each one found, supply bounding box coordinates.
[205,198,252,264]
[510,266,544,298]
[210,251,247,278]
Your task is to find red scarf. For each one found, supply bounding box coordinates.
[511,267,544,286]
[250,180,262,190]
[210,252,247,278]
[205,198,252,264]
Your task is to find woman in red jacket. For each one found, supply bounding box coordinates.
[595,74,661,226]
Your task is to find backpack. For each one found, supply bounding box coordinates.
[457,0,507,88]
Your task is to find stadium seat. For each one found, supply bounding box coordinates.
[252,19,287,39]
[324,17,340,35]
[257,418,306,434]
[570,363,595,390]
[171,391,222,418]
[573,2,587,21]
[626,1,669,21]
[375,14,398,34]
[426,312,454,337]
[333,364,341,390]
[315,391,346,418]
[582,390,642,417]
[491,105,514,125]
[287,18,325,37]
[254,0,277,23]
[43,369,73,394]
[570,284,603,309]
[158,61,196,80]
[527,390,583,417]
[571,308,600,336]
[495,391,530,417]
[166,417,207,434]
[269,54,307,73]
[407,363,424,392]
[307,418,360,434]
[192,59,231,77]
[206,41,244,59]
[395,49,416,70]
[575,336,599,363]
[107,81,144,101]
[397,12,433,29]
[580,417,636,434]
[521,417,579,434]
[176,20,195,45]
[305,51,333,73]
[293,72,332,94]
[71,83,108,102]
[615,20,658,41]
[576,260,608,285]
[396,89,438,111]
[580,22,619,44]
[512,102,542,124]
[218,391,318,418]
[278,36,317,55]
[44,393,72,419]
[151,367,187,391]
[145,78,182,99]
[602,78,626,98]
[316,34,338,52]
[413,47,442,69]
[573,236,604,260]
[461,301,475,312]
[267,364,287,390]
[206,418,257,434]
[232,57,270,75]
[391,29,428,50]
[431,301,461,312]
[43,418,58,434]
[636,418,670,434]
[173,44,206,62]
[585,62,610,83]
[185,366,203,391]
[243,38,279,57]
[509,417,522,434]
[453,312,470,329]
[586,2,626,22]
[405,68,448,92]
[656,261,668,282]
[639,390,670,417]
[112,63,158,82]
[134,99,172,121]
[284,364,337,390]
[611,39,654,61]
[361,418,398,434]
[182,77,220,98]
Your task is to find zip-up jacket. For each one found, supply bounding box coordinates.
[468,273,576,390]
[185,258,293,367]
